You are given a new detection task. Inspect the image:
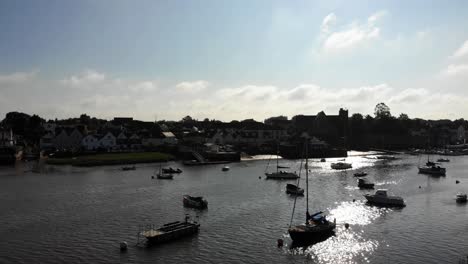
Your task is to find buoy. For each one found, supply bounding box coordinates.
[259,176,261,179]
[345,223,350,229]
[419,186,421,189]
[151,176,154,179]
[277,239,284,248]
[352,199,356,202]
[456,180,460,184]
[120,241,128,252]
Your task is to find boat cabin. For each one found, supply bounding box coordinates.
[375,189,388,197]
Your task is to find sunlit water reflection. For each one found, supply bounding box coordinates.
[1,152,468,263]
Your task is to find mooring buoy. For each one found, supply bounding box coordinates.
[277,239,284,248]
[120,241,128,252]
[345,223,350,229]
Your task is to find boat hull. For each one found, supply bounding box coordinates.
[364,195,405,207]
[288,223,336,244]
[143,222,200,245]
[418,167,446,176]
[265,172,299,180]
[183,196,208,209]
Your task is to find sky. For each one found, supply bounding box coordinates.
[1,0,468,122]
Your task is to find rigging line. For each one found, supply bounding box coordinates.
[289,141,306,228]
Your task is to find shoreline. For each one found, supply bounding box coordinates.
[45,152,174,167]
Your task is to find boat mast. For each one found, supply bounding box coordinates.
[276,141,279,174]
[305,137,309,223]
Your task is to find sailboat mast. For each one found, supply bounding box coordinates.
[305,138,309,221]
[276,141,279,174]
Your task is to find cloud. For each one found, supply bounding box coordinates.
[0,70,38,83]
[2,69,468,121]
[130,81,158,92]
[175,80,210,93]
[441,64,468,77]
[61,70,106,86]
[321,11,386,53]
[451,40,468,59]
[321,13,337,34]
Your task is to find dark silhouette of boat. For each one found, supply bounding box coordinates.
[162,167,182,173]
[286,184,304,196]
[354,172,368,177]
[288,137,336,244]
[156,164,174,179]
[418,165,446,176]
[364,189,405,207]
[437,158,450,162]
[122,165,136,171]
[140,215,200,245]
[183,195,208,209]
[358,178,374,189]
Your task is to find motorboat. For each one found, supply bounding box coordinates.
[222,166,230,171]
[437,158,450,162]
[418,165,446,176]
[331,162,352,170]
[320,158,326,162]
[286,184,304,196]
[456,193,467,203]
[364,189,405,207]
[162,167,182,174]
[354,172,368,177]
[358,179,374,189]
[183,195,208,209]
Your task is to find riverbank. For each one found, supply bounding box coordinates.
[46,152,174,167]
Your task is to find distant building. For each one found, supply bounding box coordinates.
[0,128,15,147]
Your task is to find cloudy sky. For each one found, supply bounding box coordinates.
[1,0,468,121]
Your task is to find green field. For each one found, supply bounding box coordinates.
[46,152,174,166]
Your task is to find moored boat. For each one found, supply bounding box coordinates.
[221,166,230,171]
[162,167,182,174]
[122,165,136,171]
[288,137,336,245]
[358,178,374,189]
[183,195,208,209]
[354,172,368,177]
[286,184,304,195]
[140,215,200,245]
[265,171,299,179]
[418,165,446,176]
[437,158,450,162]
[331,162,352,170]
[364,189,405,207]
[456,193,467,203]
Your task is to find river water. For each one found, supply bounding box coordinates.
[1,152,467,263]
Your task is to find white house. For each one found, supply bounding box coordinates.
[98,132,117,150]
[81,135,99,150]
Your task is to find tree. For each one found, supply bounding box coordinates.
[398,113,409,120]
[181,115,193,123]
[374,103,391,119]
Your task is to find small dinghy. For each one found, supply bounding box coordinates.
[222,166,230,171]
[122,165,136,171]
[456,193,467,203]
[358,178,374,189]
[354,172,368,177]
[162,167,182,174]
[183,195,208,209]
[286,183,304,196]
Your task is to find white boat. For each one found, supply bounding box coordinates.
[364,189,405,207]
[456,193,467,203]
[331,162,352,170]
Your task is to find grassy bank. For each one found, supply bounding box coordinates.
[46,152,174,167]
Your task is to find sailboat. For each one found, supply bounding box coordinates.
[288,138,336,244]
[265,143,299,180]
[418,152,446,176]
